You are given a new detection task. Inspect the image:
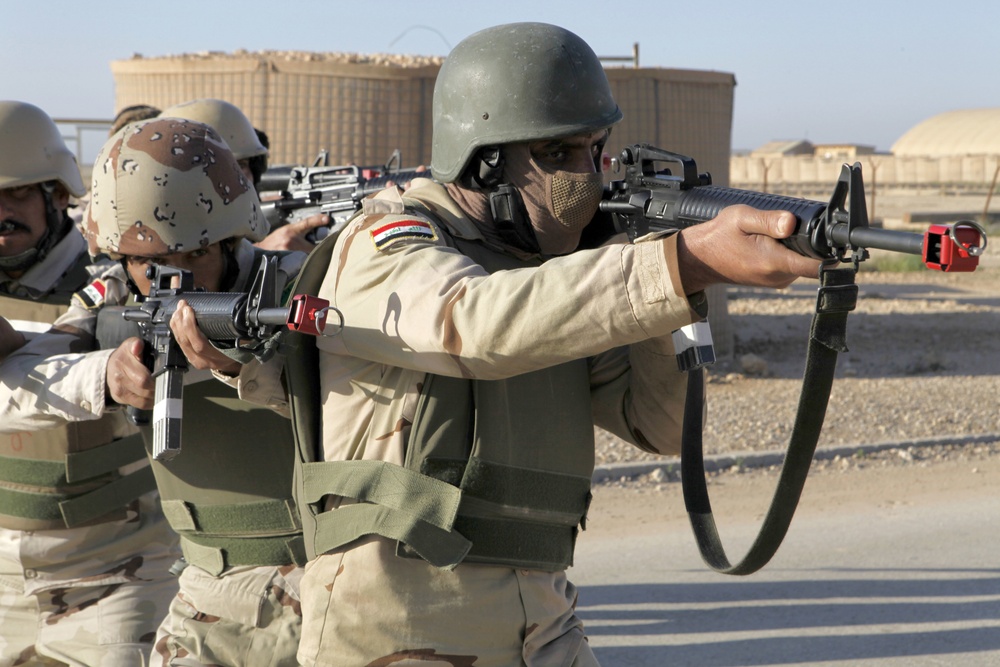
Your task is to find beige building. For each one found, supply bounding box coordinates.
[731,108,1000,210]
[110,51,736,185]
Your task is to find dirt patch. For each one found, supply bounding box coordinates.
[591,260,1000,543]
[596,265,1000,466]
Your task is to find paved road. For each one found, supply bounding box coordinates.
[571,463,1000,666]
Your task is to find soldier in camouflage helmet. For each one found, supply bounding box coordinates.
[275,22,821,666]
[3,117,308,666]
[159,99,268,186]
[0,101,180,665]
[159,98,330,253]
[108,104,161,137]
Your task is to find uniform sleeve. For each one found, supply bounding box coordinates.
[588,234,703,456]
[319,211,705,381]
[0,269,128,434]
[0,323,112,433]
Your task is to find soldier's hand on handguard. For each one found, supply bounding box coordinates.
[254,213,330,252]
[169,300,243,377]
[0,316,25,361]
[106,337,155,410]
[676,205,822,294]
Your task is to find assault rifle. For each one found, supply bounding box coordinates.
[600,144,987,271]
[599,144,988,576]
[260,149,432,242]
[120,257,341,461]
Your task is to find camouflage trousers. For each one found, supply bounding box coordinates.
[0,570,177,667]
[297,536,599,667]
[151,563,303,667]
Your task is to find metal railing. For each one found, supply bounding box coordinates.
[54,118,113,168]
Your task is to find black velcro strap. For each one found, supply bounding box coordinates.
[815,267,859,314]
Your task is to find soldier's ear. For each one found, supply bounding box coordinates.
[50,182,71,210]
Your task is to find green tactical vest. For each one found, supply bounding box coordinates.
[0,261,154,531]
[106,250,307,575]
[287,212,595,573]
[143,377,306,576]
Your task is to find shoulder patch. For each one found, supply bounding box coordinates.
[370,219,437,251]
[72,279,107,310]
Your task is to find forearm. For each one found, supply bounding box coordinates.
[327,231,702,380]
[590,334,691,456]
[214,356,291,417]
[0,347,114,433]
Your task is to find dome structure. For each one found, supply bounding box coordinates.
[891,108,1000,157]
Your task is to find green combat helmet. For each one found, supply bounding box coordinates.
[161,99,268,184]
[430,22,623,184]
[85,117,267,259]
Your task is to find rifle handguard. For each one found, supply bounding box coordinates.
[601,144,988,272]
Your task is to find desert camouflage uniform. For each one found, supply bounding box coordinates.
[4,116,305,666]
[0,227,179,667]
[287,179,704,666]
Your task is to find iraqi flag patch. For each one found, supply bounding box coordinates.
[370,219,437,251]
[73,279,107,310]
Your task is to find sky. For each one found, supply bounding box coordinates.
[4,0,999,162]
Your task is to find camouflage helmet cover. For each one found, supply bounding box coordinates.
[430,22,623,183]
[160,98,267,161]
[0,100,86,197]
[85,117,268,258]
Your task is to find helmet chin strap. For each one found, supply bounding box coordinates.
[0,183,70,273]
[488,184,540,255]
[464,146,541,255]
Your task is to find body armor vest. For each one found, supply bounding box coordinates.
[0,261,153,531]
[99,250,306,575]
[288,204,595,572]
[144,377,305,575]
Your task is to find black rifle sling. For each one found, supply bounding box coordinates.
[681,265,858,575]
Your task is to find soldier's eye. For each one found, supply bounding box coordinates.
[0,185,36,202]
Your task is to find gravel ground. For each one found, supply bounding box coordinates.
[594,262,1000,474]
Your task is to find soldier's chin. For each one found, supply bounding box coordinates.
[0,229,34,258]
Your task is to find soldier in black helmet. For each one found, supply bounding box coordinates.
[285,22,820,666]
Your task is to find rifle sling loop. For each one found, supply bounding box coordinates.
[681,264,858,575]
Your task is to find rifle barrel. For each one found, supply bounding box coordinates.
[831,225,926,256]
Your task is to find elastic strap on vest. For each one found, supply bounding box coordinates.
[0,465,155,527]
[59,466,155,527]
[160,497,301,534]
[160,497,306,574]
[0,435,155,528]
[65,435,148,482]
[179,533,308,576]
[458,457,591,527]
[410,457,591,571]
[0,436,147,487]
[300,459,471,569]
[443,517,577,571]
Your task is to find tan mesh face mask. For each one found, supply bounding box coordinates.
[503,144,604,255]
